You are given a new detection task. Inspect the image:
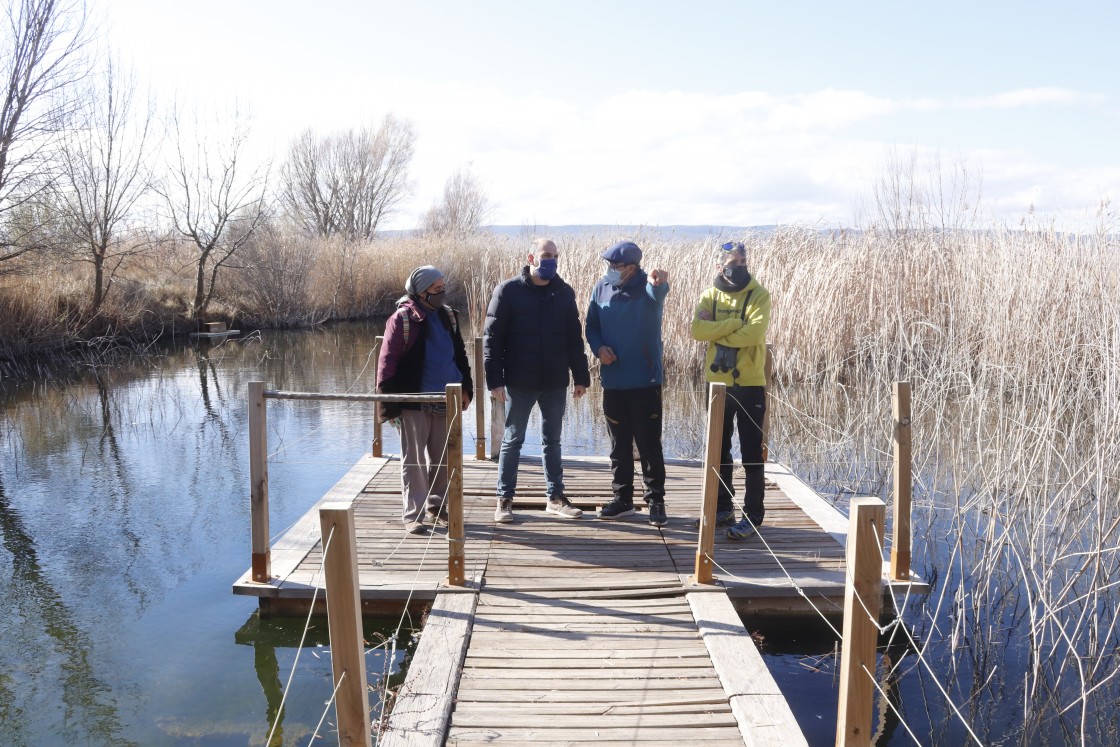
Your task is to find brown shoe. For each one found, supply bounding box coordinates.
[405,519,427,535]
[426,505,449,527]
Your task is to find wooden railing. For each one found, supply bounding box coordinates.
[248,381,468,587]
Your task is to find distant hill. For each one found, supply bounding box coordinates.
[383,225,780,241]
[486,225,779,241]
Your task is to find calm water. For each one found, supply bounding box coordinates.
[1,322,1114,745]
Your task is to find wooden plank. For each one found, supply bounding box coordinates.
[446,726,745,742]
[452,700,729,714]
[451,688,730,704]
[688,592,809,746]
[450,711,739,728]
[380,592,478,747]
[454,677,724,691]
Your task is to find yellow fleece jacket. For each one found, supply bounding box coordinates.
[689,278,770,387]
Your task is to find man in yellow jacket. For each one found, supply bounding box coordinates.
[690,241,771,540]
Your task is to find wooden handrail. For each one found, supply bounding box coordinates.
[474,337,486,460]
[890,382,913,582]
[249,381,270,582]
[372,336,383,457]
[445,384,466,586]
[247,381,470,589]
[319,502,373,747]
[835,497,885,747]
[266,390,445,403]
[693,382,726,585]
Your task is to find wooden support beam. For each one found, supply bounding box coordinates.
[693,382,726,585]
[446,384,466,586]
[371,336,383,457]
[761,344,774,462]
[318,502,372,747]
[248,381,270,582]
[474,337,486,460]
[835,497,885,747]
[489,389,503,462]
[890,381,912,582]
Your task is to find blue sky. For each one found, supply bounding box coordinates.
[102,1,1119,230]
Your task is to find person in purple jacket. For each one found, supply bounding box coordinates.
[376,266,473,535]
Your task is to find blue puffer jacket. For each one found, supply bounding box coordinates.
[585,269,669,390]
[483,267,591,391]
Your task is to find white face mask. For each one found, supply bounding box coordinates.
[605,267,624,285]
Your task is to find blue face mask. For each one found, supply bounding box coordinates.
[605,267,623,285]
[535,257,557,280]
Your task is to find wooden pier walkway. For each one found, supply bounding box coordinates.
[233,456,862,612]
[233,455,925,745]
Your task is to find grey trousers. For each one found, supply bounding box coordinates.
[398,408,449,523]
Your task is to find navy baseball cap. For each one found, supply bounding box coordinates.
[601,241,642,264]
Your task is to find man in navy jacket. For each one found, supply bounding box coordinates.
[585,240,671,527]
[484,238,591,523]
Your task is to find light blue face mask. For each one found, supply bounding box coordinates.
[535,257,558,280]
[605,267,623,285]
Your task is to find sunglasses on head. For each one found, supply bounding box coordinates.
[720,241,745,252]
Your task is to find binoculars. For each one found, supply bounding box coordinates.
[710,343,739,379]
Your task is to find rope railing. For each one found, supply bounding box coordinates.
[685,379,991,745]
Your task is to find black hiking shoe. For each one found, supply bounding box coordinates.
[597,497,636,520]
[647,500,667,527]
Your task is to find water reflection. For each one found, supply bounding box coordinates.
[233,614,407,747]
[0,322,400,745]
[0,475,130,745]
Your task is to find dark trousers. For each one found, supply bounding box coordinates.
[718,385,767,525]
[603,386,666,504]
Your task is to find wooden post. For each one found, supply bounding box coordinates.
[489,388,503,461]
[445,383,466,586]
[474,337,486,460]
[835,497,885,747]
[248,381,270,583]
[318,503,373,747]
[761,344,774,462]
[371,336,383,457]
[890,382,912,582]
[693,382,726,585]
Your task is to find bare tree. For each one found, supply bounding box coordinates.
[156,106,269,321]
[279,114,415,240]
[0,0,91,262]
[52,54,153,313]
[862,146,983,236]
[420,164,494,236]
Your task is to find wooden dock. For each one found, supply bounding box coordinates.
[233,454,926,746]
[232,456,881,612]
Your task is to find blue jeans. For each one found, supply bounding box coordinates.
[497,385,567,499]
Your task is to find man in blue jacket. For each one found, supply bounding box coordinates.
[585,240,671,526]
[484,238,591,523]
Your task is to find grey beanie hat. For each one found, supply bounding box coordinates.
[405,265,444,296]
